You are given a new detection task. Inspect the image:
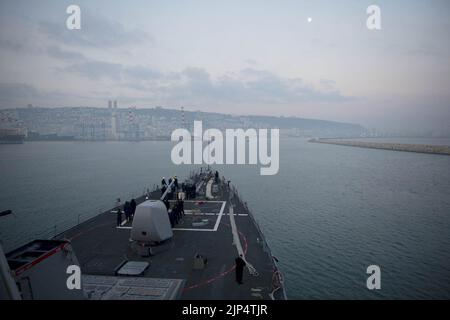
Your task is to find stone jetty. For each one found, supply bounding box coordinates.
[309,138,450,156]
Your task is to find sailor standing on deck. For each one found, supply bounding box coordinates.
[124,201,131,223]
[115,198,122,226]
[170,177,176,198]
[235,255,247,284]
[174,176,179,190]
[177,196,185,218]
[161,177,167,187]
[116,207,123,226]
[130,199,137,219]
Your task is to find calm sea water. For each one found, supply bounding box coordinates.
[1,139,449,299]
[343,137,450,146]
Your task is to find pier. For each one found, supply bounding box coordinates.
[309,138,450,156]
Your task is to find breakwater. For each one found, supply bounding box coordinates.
[309,138,450,156]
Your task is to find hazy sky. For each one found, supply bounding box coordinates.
[0,0,449,132]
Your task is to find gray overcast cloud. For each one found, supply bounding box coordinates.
[0,0,449,132]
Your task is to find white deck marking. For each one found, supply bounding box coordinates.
[182,211,248,216]
[115,218,130,229]
[212,201,227,231]
[229,206,243,253]
[114,200,229,232]
[172,200,226,232]
[229,205,258,276]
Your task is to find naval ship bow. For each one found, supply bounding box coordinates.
[1,168,287,300]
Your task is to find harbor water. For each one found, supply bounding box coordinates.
[1,139,449,299]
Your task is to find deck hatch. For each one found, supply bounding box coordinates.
[116,261,149,276]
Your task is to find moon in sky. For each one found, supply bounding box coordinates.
[307,17,312,23]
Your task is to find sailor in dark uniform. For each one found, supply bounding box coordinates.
[116,207,123,226]
[130,199,137,218]
[124,201,131,223]
[235,255,246,284]
[174,176,179,190]
[177,197,185,217]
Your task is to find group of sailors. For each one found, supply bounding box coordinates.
[183,182,196,199]
[115,198,137,226]
[161,176,197,200]
[117,171,228,229]
[163,196,185,228]
[161,176,186,227]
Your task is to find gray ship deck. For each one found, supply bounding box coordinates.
[55,171,286,300]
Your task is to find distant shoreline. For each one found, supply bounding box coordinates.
[24,137,171,142]
[309,138,450,156]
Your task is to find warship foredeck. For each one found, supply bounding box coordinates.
[55,171,286,300]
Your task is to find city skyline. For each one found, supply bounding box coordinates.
[0,105,368,141]
[0,0,449,133]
